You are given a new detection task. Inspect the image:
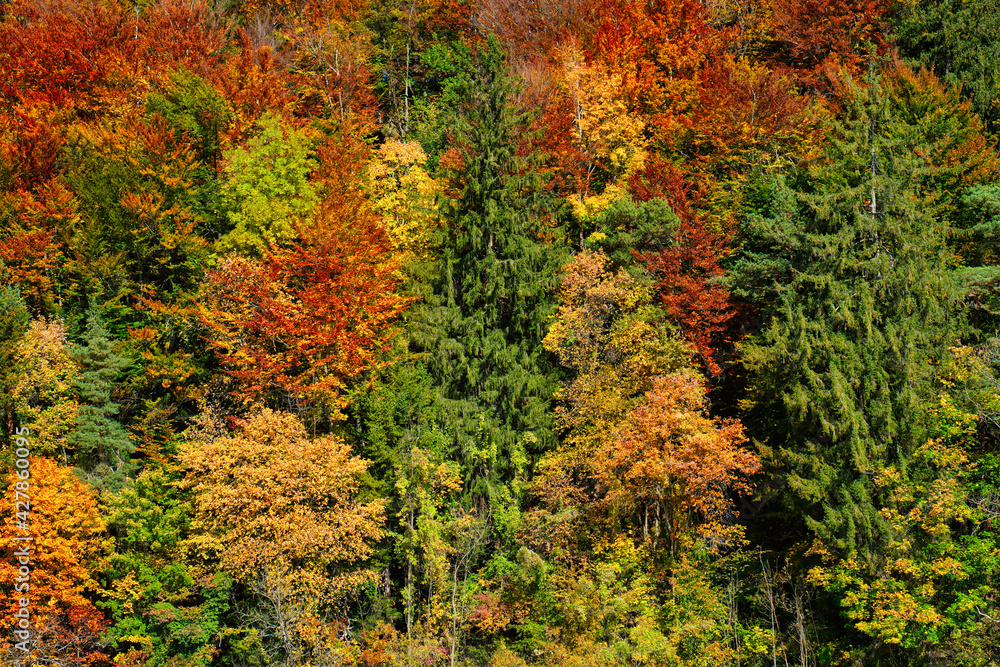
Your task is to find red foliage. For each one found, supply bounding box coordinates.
[136,0,231,84]
[631,162,736,377]
[770,0,890,91]
[0,0,133,112]
[0,107,65,191]
[627,157,706,222]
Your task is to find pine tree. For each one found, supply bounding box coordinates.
[892,0,1000,133]
[67,305,136,491]
[0,285,30,445]
[740,61,964,560]
[407,34,565,511]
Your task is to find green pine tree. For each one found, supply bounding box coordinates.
[68,305,136,491]
[739,62,965,560]
[892,0,1000,133]
[0,285,30,446]
[406,34,565,517]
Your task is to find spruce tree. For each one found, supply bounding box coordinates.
[739,62,964,560]
[68,305,136,491]
[407,34,565,512]
[0,286,30,445]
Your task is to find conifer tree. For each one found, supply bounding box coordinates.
[68,305,136,491]
[0,286,29,445]
[892,0,1000,133]
[407,34,565,510]
[740,62,964,560]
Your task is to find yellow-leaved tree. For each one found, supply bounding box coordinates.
[366,138,441,266]
[0,456,109,666]
[179,408,385,666]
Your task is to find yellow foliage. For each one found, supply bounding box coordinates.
[557,41,648,201]
[12,318,80,458]
[366,139,442,265]
[180,408,384,601]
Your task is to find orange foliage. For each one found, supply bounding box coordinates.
[200,143,409,412]
[668,54,821,174]
[215,31,297,138]
[180,408,385,592]
[601,370,759,550]
[0,0,130,112]
[0,455,109,665]
[770,0,890,91]
[0,106,66,191]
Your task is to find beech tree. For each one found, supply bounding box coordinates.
[0,457,108,666]
[179,408,384,664]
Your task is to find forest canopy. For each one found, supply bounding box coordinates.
[1,0,999,665]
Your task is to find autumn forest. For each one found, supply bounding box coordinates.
[1,0,999,665]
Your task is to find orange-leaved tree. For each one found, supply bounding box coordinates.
[0,456,109,666]
[599,370,759,554]
[180,408,385,663]
[200,137,410,416]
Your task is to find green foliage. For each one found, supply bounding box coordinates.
[954,184,1000,266]
[740,63,964,561]
[809,397,1000,663]
[892,0,1000,133]
[147,68,231,180]
[408,34,566,506]
[0,285,29,444]
[67,304,137,491]
[582,195,682,265]
[217,113,319,256]
[101,462,231,667]
[405,40,475,164]
[62,116,213,319]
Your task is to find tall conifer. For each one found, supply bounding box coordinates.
[407,34,565,508]
[68,305,136,490]
[741,62,964,558]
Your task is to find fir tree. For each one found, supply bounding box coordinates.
[67,305,136,491]
[892,0,1000,133]
[0,286,30,445]
[407,34,565,513]
[739,62,965,560]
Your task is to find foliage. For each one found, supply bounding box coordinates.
[216,112,319,256]
[200,195,408,416]
[0,286,29,444]
[739,62,966,565]
[892,0,1000,133]
[0,456,109,666]
[407,34,566,504]
[12,317,79,459]
[67,304,137,491]
[1,1,998,664]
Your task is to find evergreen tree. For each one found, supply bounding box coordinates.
[67,305,136,491]
[0,285,29,446]
[407,34,565,513]
[892,0,1000,133]
[739,62,964,560]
